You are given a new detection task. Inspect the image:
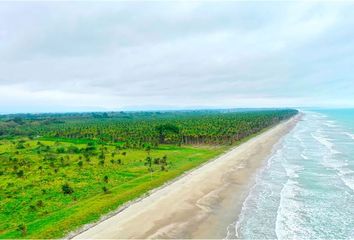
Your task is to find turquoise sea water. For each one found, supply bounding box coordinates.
[228,109,354,239]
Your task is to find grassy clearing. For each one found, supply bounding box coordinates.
[0,138,227,238]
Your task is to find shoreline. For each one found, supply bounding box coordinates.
[70,114,301,239]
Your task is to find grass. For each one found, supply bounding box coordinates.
[0,138,228,238]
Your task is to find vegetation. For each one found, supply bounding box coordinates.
[0,109,297,238]
[0,109,296,147]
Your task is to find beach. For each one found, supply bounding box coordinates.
[72,115,300,239]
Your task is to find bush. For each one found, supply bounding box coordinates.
[17,224,27,236]
[17,170,24,177]
[62,183,74,195]
[102,186,109,193]
[67,146,80,154]
[37,200,44,208]
[56,147,65,153]
[154,158,160,164]
[16,142,25,149]
[103,175,109,183]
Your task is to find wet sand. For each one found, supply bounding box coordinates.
[72,115,300,239]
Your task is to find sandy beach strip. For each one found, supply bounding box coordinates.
[71,114,301,239]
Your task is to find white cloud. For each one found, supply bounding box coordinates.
[0,1,353,113]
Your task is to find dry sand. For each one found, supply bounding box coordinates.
[72,115,300,239]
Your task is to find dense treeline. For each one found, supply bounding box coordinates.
[0,109,298,147]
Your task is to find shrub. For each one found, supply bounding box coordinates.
[103,175,109,183]
[17,170,24,178]
[17,224,27,236]
[77,161,83,167]
[36,200,44,208]
[16,142,25,149]
[56,147,65,153]
[154,158,160,164]
[67,146,80,154]
[99,152,105,160]
[62,183,74,195]
[102,186,109,193]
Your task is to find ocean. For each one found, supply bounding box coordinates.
[229,109,354,239]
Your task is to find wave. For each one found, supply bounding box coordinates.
[333,164,354,191]
[324,121,338,128]
[230,112,354,239]
[342,176,354,192]
[343,132,354,140]
[275,178,304,239]
[300,153,309,160]
[232,146,285,239]
[312,129,354,192]
[319,154,354,192]
[311,132,340,154]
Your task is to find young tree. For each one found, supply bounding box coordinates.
[17,224,27,236]
[102,186,109,194]
[62,183,74,195]
[145,156,153,172]
[36,200,44,208]
[77,161,83,168]
[103,175,109,183]
[17,170,24,178]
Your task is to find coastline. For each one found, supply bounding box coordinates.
[71,114,301,239]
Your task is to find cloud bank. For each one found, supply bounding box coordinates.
[1,1,354,113]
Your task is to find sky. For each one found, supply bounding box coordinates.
[1,1,354,113]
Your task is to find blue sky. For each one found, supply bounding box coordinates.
[0,1,354,113]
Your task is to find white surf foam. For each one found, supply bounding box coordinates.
[300,153,309,160]
[343,132,354,140]
[311,132,340,155]
[275,177,305,239]
[336,166,354,191]
[324,120,339,128]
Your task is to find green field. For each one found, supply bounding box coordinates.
[0,138,228,238]
[0,109,297,238]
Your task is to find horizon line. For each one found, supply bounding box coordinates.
[1,106,353,116]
